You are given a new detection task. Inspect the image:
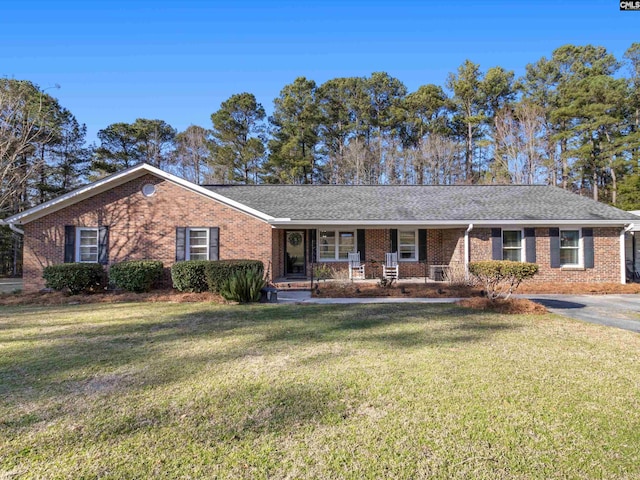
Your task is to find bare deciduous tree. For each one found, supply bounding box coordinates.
[493,102,546,184]
[0,79,56,216]
[173,125,215,184]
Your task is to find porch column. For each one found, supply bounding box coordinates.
[464,224,473,280]
[622,226,631,284]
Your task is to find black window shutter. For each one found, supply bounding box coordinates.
[176,227,186,262]
[357,229,366,262]
[308,229,317,263]
[98,226,109,265]
[64,226,75,263]
[524,228,536,263]
[491,228,502,260]
[583,228,594,269]
[390,229,398,253]
[549,228,560,268]
[209,227,220,261]
[418,229,427,262]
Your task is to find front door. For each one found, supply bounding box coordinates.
[285,230,306,276]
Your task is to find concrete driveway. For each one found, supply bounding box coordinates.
[523,294,640,333]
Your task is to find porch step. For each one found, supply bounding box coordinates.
[273,278,312,291]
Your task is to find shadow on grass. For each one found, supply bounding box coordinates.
[0,302,522,426]
[527,298,586,310]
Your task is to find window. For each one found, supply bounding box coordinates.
[398,230,417,261]
[76,228,99,263]
[560,229,580,266]
[318,230,356,261]
[187,228,209,260]
[502,230,522,262]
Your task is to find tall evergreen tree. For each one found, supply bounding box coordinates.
[93,122,141,176]
[446,60,485,182]
[265,77,321,184]
[210,93,266,184]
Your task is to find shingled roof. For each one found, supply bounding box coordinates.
[204,184,639,224]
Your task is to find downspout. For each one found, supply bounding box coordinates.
[8,223,24,236]
[622,224,635,284]
[464,223,474,280]
[1,221,24,278]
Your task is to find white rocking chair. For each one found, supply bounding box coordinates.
[383,252,399,280]
[348,252,366,280]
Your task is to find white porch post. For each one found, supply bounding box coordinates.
[622,225,635,284]
[464,224,474,280]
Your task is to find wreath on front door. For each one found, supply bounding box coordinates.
[288,232,302,246]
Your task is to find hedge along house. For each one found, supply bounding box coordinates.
[2,163,638,292]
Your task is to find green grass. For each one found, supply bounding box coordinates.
[1,302,639,479]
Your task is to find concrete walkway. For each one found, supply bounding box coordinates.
[278,290,640,334]
[277,290,460,304]
[0,278,22,294]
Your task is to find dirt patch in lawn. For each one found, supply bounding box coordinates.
[0,289,224,307]
[457,297,548,314]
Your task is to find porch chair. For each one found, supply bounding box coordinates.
[383,252,399,280]
[348,252,366,280]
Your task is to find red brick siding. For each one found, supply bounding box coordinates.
[470,227,621,283]
[23,174,273,291]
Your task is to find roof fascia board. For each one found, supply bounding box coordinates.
[269,219,632,227]
[140,165,274,222]
[4,164,274,225]
[4,164,150,224]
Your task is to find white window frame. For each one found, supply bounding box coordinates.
[502,229,524,262]
[186,227,210,261]
[75,227,99,263]
[398,229,418,262]
[317,229,356,261]
[560,228,583,267]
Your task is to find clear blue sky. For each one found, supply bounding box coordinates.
[1,0,637,143]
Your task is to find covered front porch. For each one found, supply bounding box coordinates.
[271,227,468,283]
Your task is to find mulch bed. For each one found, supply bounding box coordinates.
[3,281,639,314]
[313,282,483,298]
[0,289,223,307]
[456,297,548,314]
[313,281,640,298]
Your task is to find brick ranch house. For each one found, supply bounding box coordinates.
[2,163,638,292]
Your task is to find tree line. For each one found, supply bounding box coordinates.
[2,42,640,224]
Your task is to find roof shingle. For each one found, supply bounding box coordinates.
[203,184,639,222]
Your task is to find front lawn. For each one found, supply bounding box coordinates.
[1,303,639,479]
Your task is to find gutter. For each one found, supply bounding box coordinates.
[464,223,474,280]
[0,219,24,236]
[268,219,635,228]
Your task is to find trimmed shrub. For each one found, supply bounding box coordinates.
[205,260,264,293]
[42,263,105,295]
[468,260,539,301]
[109,260,163,293]
[171,260,210,292]
[219,266,266,303]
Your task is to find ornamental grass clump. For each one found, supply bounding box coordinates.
[468,260,539,301]
[218,266,266,303]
